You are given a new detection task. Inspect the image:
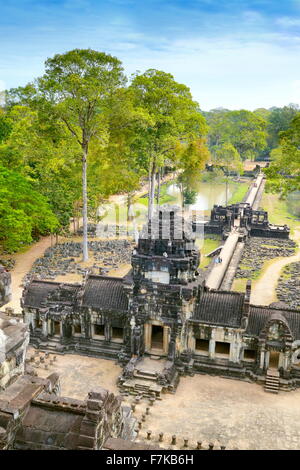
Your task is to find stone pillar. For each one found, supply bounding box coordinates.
[259,347,265,370]
[163,326,170,355]
[144,324,151,353]
[264,350,270,370]
[104,321,111,341]
[283,351,289,370]
[209,339,215,359]
[42,319,48,337]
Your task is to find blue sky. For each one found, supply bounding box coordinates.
[0,0,300,110]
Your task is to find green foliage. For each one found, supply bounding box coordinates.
[266,105,299,150]
[0,166,58,252]
[205,109,267,160]
[129,69,208,170]
[213,142,243,174]
[265,114,300,196]
[0,110,13,143]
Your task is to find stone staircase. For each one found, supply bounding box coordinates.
[265,369,280,394]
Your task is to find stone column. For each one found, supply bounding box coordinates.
[144,324,151,353]
[259,347,265,370]
[283,351,289,370]
[104,321,111,341]
[209,339,215,359]
[42,319,48,337]
[163,326,170,355]
[264,350,270,370]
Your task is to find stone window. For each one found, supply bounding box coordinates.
[215,341,230,356]
[74,324,82,335]
[111,327,123,343]
[36,317,42,329]
[243,349,256,361]
[195,338,209,354]
[93,324,105,338]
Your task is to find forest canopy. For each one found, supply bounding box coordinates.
[0,49,299,253]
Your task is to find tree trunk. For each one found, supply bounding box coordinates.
[225,174,228,206]
[82,145,89,261]
[156,169,161,205]
[148,158,156,221]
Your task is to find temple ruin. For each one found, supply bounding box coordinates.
[21,205,300,395]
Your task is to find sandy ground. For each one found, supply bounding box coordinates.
[27,346,121,398]
[133,374,300,450]
[27,347,300,450]
[251,229,300,306]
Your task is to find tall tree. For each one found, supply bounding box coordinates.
[214,142,243,205]
[0,165,58,252]
[129,69,207,219]
[265,114,300,196]
[266,104,299,150]
[20,49,126,260]
[206,109,267,161]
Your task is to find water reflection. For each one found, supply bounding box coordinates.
[166,182,234,211]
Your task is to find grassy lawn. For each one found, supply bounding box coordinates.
[231,278,248,292]
[137,181,179,207]
[261,192,300,236]
[227,181,249,205]
[196,237,222,269]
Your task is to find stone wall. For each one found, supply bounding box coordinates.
[0,314,29,390]
[0,266,11,307]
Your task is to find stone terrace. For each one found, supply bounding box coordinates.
[27,349,300,450]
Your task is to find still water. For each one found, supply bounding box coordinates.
[166,182,235,212]
[98,180,239,231]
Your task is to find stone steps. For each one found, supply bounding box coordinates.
[265,369,280,394]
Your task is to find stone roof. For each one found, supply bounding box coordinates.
[0,313,28,356]
[22,281,80,309]
[22,281,61,308]
[246,305,300,339]
[81,275,128,312]
[14,402,84,450]
[192,290,245,327]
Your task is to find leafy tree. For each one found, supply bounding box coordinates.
[0,166,58,252]
[129,69,208,218]
[266,104,299,150]
[177,137,211,205]
[0,109,12,143]
[0,104,82,229]
[206,109,267,161]
[214,142,243,205]
[18,49,127,260]
[265,114,300,196]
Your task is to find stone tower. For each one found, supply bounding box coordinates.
[122,205,202,363]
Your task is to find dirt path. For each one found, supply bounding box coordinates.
[251,229,300,306]
[4,235,55,312]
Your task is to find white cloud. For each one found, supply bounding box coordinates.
[276,16,300,27]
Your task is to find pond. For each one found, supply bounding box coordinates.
[97,179,248,233]
[166,181,237,213]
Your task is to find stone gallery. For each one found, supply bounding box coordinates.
[21,205,300,396]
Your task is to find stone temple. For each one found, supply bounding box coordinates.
[21,205,300,395]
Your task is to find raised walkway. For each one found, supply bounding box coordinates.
[205,174,265,290]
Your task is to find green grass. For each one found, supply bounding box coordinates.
[227,181,249,205]
[137,181,179,207]
[261,192,300,236]
[232,278,248,292]
[196,237,222,269]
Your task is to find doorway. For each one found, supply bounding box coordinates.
[269,351,280,369]
[53,321,60,336]
[151,325,164,350]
